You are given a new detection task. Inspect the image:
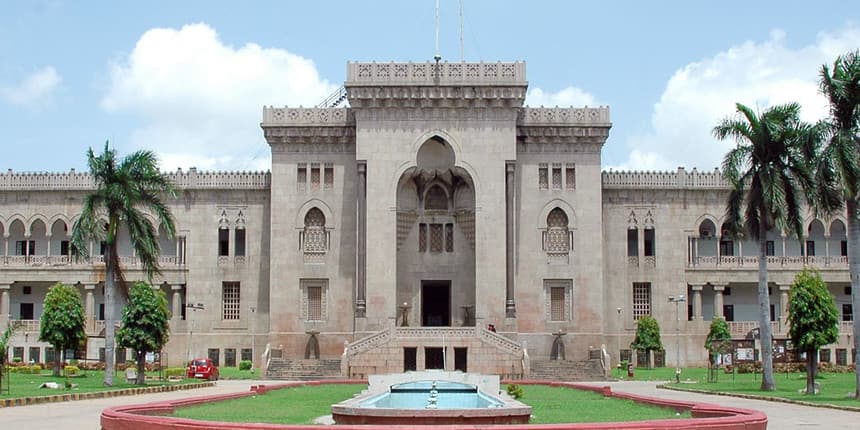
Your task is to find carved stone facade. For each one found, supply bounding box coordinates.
[0,61,855,373]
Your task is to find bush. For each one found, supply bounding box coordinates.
[27,364,42,374]
[165,367,185,378]
[506,384,523,399]
[63,365,80,377]
[239,360,252,371]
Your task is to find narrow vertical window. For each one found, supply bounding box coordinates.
[430,224,444,253]
[805,240,816,256]
[844,304,853,322]
[221,281,240,320]
[545,280,571,321]
[234,228,246,257]
[627,229,638,257]
[310,163,321,190]
[632,282,651,320]
[301,279,328,321]
[445,223,454,252]
[565,166,575,189]
[538,164,548,190]
[307,286,322,320]
[418,223,427,252]
[552,164,562,189]
[765,240,775,256]
[643,228,655,256]
[550,287,565,321]
[297,163,307,191]
[720,240,734,256]
[218,228,229,256]
[842,240,848,256]
[324,164,334,190]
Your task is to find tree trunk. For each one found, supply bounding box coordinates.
[847,199,860,401]
[104,245,115,386]
[137,350,146,385]
[806,348,817,395]
[758,225,775,390]
[53,343,62,377]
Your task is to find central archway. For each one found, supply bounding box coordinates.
[396,136,476,327]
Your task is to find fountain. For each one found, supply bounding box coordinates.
[331,371,531,425]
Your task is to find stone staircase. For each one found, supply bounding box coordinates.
[528,359,607,381]
[265,358,343,380]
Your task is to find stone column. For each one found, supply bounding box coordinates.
[824,234,831,266]
[355,161,367,317]
[172,285,183,320]
[691,285,703,320]
[505,162,516,318]
[779,284,790,327]
[0,283,10,327]
[713,285,725,318]
[84,284,96,332]
[46,233,52,257]
[716,235,722,264]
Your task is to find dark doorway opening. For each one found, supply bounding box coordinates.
[425,347,444,369]
[422,280,451,326]
[454,347,467,372]
[403,347,417,372]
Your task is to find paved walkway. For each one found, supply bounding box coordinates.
[0,379,857,429]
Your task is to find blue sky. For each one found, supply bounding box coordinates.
[1,1,857,173]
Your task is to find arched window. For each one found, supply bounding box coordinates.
[545,208,570,254]
[425,185,448,211]
[302,208,328,260]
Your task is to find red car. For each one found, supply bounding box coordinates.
[186,358,219,380]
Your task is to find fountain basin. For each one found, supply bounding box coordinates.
[331,371,531,425]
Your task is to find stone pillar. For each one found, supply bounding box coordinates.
[356,161,367,317]
[505,162,516,318]
[716,235,722,264]
[825,234,831,266]
[0,283,10,327]
[691,285,703,320]
[779,284,790,326]
[713,285,725,318]
[46,233,52,257]
[84,284,96,332]
[172,285,183,320]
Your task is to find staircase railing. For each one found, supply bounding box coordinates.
[316,86,347,108]
[344,327,393,357]
[478,327,523,355]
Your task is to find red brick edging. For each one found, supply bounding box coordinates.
[100,379,767,430]
[0,381,214,408]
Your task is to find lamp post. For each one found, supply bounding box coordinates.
[616,307,623,375]
[668,295,686,383]
[186,303,204,361]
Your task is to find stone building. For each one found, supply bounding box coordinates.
[0,61,855,377]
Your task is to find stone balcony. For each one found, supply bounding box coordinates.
[689,255,848,269]
[0,254,184,268]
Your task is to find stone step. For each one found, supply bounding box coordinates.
[266,358,343,380]
[528,359,606,381]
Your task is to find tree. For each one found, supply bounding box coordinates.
[630,315,663,369]
[788,268,839,395]
[816,50,860,400]
[39,283,86,377]
[0,321,22,392]
[117,282,170,385]
[705,317,732,365]
[713,102,820,391]
[70,142,176,386]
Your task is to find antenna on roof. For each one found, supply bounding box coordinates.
[434,0,441,63]
[459,0,464,61]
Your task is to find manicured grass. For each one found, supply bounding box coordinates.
[217,366,261,380]
[173,383,366,424]
[0,369,202,399]
[516,384,689,424]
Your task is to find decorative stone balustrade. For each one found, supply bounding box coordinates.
[0,169,270,191]
[0,254,183,268]
[691,255,848,269]
[346,61,526,86]
[262,107,354,126]
[602,167,729,190]
[518,107,610,125]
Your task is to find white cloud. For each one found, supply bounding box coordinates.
[612,26,860,172]
[526,86,598,107]
[1,66,61,107]
[102,23,338,171]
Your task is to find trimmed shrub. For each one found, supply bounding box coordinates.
[165,367,185,378]
[506,384,523,399]
[63,365,80,377]
[239,360,252,371]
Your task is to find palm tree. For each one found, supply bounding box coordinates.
[713,102,819,391]
[816,50,860,399]
[70,142,176,386]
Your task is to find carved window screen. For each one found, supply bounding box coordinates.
[323,164,334,190]
[302,208,328,257]
[566,166,576,189]
[310,164,321,190]
[445,223,454,252]
[430,224,444,253]
[419,223,427,252]
[307,286,322,320]
[301,279,328,321]
[633,282,651,320]
[545,208,570,253]
[552,164,562,189]
[538,164,548,190]
[550,287,565,321]
[545,280,571,321]
[222,282,240,320]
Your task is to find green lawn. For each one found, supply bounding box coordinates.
[518,384,689,424]
[0,369,202,399]
[173,383,366,424]
[217,366,261,380]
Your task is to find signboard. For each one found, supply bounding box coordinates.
[736,347,754,361]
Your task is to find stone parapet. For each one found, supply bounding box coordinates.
[518,107,610,126]
[262,107,354,127]
[0,169,270,191]
[602,167,729,190]
[346,61,526,86]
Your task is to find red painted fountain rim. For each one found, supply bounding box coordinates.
[100,379,767,430]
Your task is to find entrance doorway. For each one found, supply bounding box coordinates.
[425,347,444,369]
[421,280,451,326]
